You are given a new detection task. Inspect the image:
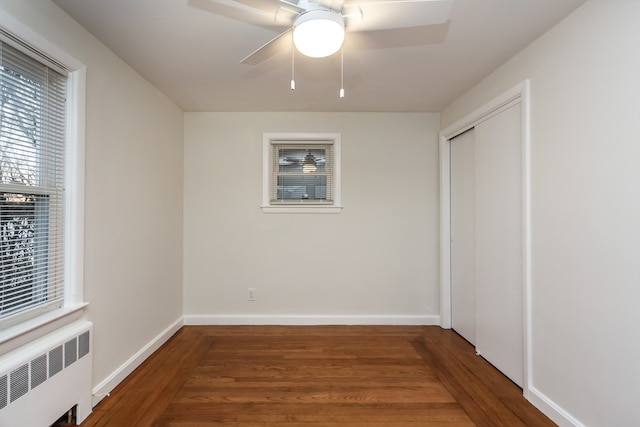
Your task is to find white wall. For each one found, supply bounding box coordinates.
[442,2,640,426]
[183,112,440,324]
[6,1,637,424]
[1,0,185,398]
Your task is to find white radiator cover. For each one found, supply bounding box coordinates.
[0,320,93,426]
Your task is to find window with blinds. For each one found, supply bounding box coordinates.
[0,38,67,325]
[271,143,334,204]
[262,133,342,213]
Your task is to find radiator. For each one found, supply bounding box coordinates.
[0,320,93,426]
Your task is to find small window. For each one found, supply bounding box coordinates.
[262,133,342,213]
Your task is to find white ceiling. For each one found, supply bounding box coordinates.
[51,0,584,112]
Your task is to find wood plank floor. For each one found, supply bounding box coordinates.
[72,326,555,426]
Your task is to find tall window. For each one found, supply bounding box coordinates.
[262,133,342,213]
[0,38,67,327]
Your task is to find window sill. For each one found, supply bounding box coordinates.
[261,205,343,214]
[0,302,89,355]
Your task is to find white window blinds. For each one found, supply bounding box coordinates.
[0,36,67,324]
[270,142,334,205]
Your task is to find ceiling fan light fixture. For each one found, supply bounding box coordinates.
[293,10,345,58]
[302,151,317,173]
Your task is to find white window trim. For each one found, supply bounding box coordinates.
[262,132,342,214]
[0,11,87,355]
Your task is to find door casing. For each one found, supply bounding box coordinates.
[439,80,531,396]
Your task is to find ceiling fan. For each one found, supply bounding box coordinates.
[193,0,453,96]
[280,155,327,166]
[205,0,454,64]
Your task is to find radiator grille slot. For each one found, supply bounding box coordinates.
[79,331,90,359]
[0,374,7,410]
[64,338,78,368]
[30,354,47,389]
[9,365,29,403]
[49,345,63,377]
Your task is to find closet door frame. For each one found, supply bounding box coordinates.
[439,80,532,396]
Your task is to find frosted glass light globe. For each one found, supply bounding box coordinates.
[293,10,345,58]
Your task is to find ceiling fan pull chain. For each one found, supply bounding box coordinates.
[339,46,345,98]
[291,31,296,91]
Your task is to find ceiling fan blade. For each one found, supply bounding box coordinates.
[348,21,450,49]
[343,0,453,31]
[278,0,347,13]
[278,0,307,12]
[232,0,299,20]
[240,27,293,64]
[188,0,287,28]
[313,0,346,11]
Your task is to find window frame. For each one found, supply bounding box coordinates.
[262,132,342,214]
[0,13,86,353]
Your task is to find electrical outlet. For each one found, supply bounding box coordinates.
[247,288,256,301]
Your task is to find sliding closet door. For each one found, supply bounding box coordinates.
[474,103,523,387]
[450,129,476,345]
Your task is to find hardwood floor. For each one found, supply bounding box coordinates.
[74,326,555,426]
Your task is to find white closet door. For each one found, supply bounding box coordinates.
[450,129,476,345]
[474,103,523,387]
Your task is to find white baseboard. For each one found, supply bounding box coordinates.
[91,317,184,407]
[183,314,440,326]
[527,385,584,427]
